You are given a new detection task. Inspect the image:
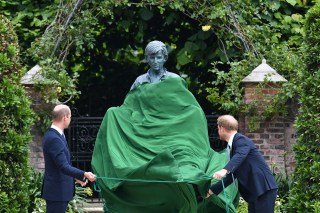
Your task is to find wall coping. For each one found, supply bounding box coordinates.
[242,59,287,83]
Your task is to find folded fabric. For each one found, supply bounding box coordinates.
[92,77,239,212]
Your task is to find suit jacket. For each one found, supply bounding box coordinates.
[210,133,278,202]
[41,128,85,201]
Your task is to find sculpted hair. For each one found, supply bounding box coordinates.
[51,106,70,121]
[145,40,168,60]
[217,115,238,131]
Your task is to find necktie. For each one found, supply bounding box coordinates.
[61,133,68,147]
[62,133,67,142]
[227,145,231,160]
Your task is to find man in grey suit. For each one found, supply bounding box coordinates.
[207,115,278,213]
[41,104,96,213]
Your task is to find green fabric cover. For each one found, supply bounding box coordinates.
[92,77,239,212]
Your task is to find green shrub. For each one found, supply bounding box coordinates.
[28,169,45,213]
[275,173,291,208]
[236,197,248,213]
[0,15,35,212]
[237,196,284,213]
[285,3,320,212]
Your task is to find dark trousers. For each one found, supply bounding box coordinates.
[45,200,69,213]
[248,189,277,213]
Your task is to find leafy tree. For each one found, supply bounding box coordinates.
[201,0,313,130]
[0,0,56,57]
[0,15,35,212]
[0,1,317,116]
[64,3,219,115]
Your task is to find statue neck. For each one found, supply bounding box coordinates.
[148,68,165,82]
[149,68,165,77]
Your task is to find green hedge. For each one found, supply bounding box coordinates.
[0,15,35,212]
[285,3,320,212]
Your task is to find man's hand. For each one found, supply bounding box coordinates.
[84,172,96,182]
[213,169,228,180]
[76,178,88,187]
[206,189,214,198]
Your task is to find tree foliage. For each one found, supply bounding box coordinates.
[0,15,35,212]
[205,0,310,117]
[0,0,312,114]
[0,0,56,54]
[64,1,220,115]
[0,0,319,114]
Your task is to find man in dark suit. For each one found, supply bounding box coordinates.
[42,104,96,213]
[207,115,278,213]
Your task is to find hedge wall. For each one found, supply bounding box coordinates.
[285,3,320,212]
[0,15,35,212]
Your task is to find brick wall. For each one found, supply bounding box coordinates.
[239,83,296,175]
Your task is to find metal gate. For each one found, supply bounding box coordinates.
[66,108,225,201]
[65,108,103,202]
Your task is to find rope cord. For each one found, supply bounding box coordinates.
[221,179,229,213]
[95,176,212,183]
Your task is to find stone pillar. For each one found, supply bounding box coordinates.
[21,65,53,171]
[240,59,296,175]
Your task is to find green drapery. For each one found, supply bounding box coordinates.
[92,77,239,212]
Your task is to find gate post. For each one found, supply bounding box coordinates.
[21,65,53,171]
[239,59,296,175]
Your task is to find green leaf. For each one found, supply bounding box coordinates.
[139,8,153,21]
[176,51,191,66]
[286,0,297,6]
[292,13,303,22]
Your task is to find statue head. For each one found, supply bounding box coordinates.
[144,40,168,62]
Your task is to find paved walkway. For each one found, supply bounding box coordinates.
[81,200,103,213]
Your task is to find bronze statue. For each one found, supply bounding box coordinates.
[130,40,179,90]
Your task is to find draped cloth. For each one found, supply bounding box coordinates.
[91,77,239,213]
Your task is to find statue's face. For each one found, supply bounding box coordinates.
[147,51,166,72]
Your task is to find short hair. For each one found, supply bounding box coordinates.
[217,115,238,131]
[51,105,70,121]
[144,40,168,60]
